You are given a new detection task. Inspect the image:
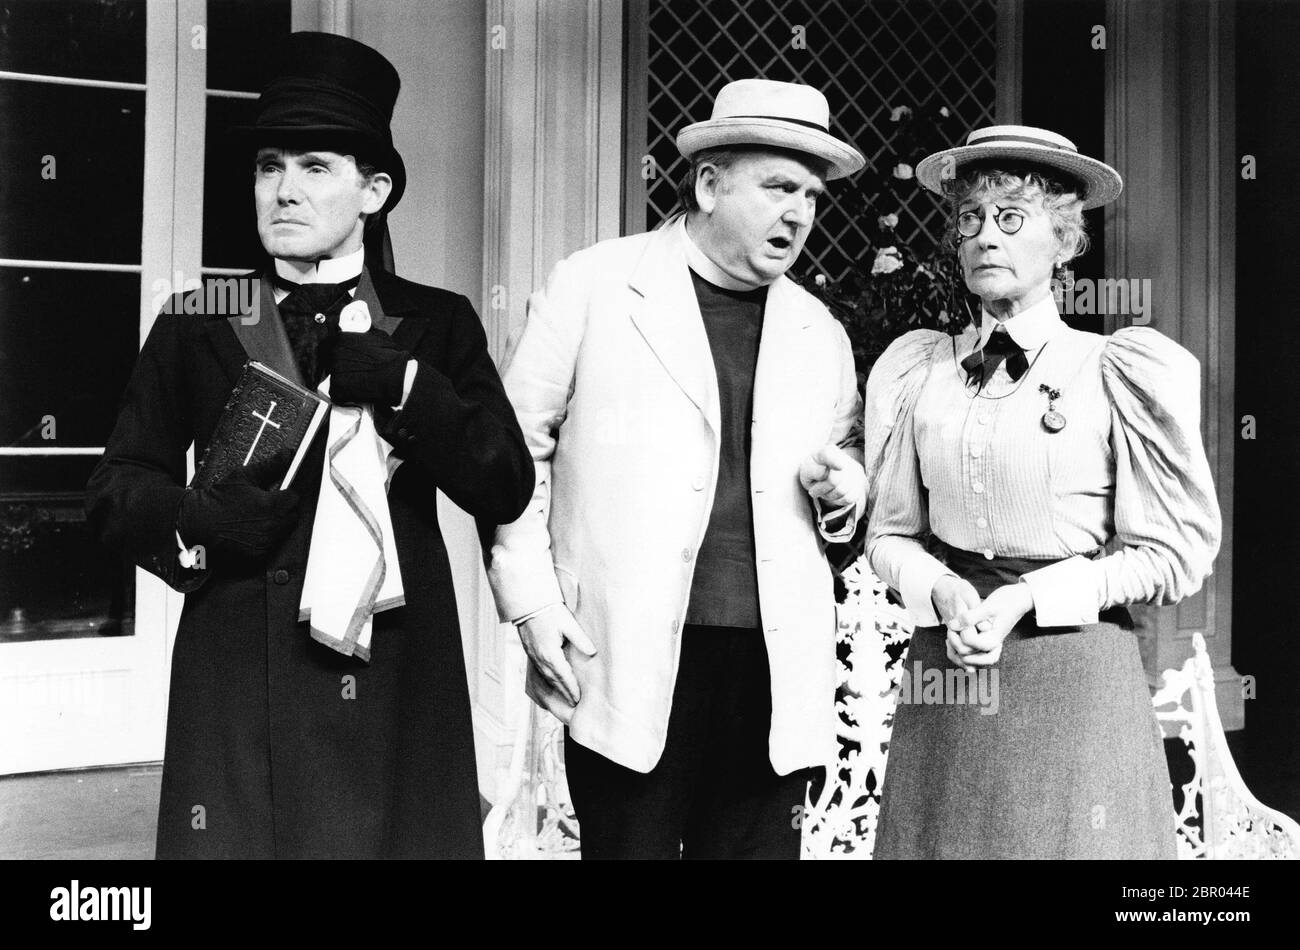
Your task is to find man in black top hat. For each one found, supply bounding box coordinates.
[87,32,533,859]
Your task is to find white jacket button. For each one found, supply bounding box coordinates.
[692,476,705,491]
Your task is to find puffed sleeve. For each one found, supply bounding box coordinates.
[1020,327,1222,625]
[864,328,956,626]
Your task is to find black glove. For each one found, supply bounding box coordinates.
[329,327,410,407]
[177,467,301,564]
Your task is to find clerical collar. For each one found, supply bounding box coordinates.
[978,294,1064,351]
[680,216,765,293]
[273,246,365,286]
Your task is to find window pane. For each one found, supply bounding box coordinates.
[0,456,103,495]
[206,0,291,92]
[0,0,146,85]
[0,269,139,448]
[203,95,267,269]
[0,80,144,263]
[0,492,135,643]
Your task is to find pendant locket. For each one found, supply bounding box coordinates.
[1038,384,1066,433]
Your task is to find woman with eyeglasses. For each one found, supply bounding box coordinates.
[861,126,1222,859]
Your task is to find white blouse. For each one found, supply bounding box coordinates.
[863,296,1222,628]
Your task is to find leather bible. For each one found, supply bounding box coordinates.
[191,361,329,491]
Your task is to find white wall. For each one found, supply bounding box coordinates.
[352,1,497,792]
[356,0,486,290]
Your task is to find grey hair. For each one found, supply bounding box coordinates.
[942,164,1090,262]
[675,148,748,213]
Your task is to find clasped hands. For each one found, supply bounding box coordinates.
[931,575,1035,670]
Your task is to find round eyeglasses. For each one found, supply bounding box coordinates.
[955,206,1026,238]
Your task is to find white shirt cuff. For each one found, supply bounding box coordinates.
[511,602,562,627]
[175,530,201,569]
[815,500,855,540]
[1019,555,1101,627]
[393,359,418,411]
[899,554,958,628]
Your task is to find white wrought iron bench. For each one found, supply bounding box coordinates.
[487,559,1300,860]
[1153,633,1300,858]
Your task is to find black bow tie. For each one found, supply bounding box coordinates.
[273,272,362,315]
[274,273,361,386]
[960,327,1029,386]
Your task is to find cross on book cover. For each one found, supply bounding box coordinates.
[191,361,330,491]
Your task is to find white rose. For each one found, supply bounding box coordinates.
[871,247,904,276]
[877,213,899,230]
[940,106,950,117]
[893,163,914,180]
[889,106,912,122]
[814,273,828,287]
[339,300,372,333]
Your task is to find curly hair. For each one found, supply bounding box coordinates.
[941,163,1090,262]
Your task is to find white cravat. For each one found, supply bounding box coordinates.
[270,247,405,661]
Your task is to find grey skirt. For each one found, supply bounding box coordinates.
[873,547,1177,860]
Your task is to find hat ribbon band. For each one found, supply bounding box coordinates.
[728,114,830,133]
[968,133,1075,152]
[261,76,391,131]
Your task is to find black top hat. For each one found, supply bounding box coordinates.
[232,32,406,212]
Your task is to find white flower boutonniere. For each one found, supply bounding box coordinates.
[339,300,372,333]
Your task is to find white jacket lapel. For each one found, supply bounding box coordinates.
[626,224,721,437]
[753,276,813,427]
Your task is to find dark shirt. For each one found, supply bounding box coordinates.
[684,268,766,629]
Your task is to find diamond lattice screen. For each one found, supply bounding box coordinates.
[645,0,998,281]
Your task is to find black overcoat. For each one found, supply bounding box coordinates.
[85,268,533,858]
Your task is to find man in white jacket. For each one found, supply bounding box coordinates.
[487,80,867,859]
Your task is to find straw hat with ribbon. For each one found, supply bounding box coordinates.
[676,79,865,180]
[916,125,1122,209]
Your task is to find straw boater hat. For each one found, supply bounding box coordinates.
[676,79,865,180]
[916,125,1123,209]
